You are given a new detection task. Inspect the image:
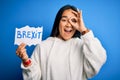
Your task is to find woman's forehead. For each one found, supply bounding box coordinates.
[62,9,77,18]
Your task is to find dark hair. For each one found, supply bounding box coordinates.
[50,4,81,38]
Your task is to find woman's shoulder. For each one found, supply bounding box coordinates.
[39,37,55,47]
[35,37,55,49]
[42,37,55,43]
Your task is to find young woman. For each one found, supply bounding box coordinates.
[16,5,107,80]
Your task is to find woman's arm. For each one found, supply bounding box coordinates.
[81,30,107,78]
[21,44,41,80]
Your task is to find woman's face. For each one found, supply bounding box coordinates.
[58,9,77,40]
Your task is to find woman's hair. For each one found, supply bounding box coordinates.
[50,4,81,38]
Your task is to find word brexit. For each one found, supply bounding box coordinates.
[14,25,43,46]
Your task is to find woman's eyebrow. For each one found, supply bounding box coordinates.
[61,16,68,18]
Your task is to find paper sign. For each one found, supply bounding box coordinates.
[14,25,43,46]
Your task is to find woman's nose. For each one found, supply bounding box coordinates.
[66,20,72,27]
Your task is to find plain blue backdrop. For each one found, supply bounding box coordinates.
[0,0,120,80]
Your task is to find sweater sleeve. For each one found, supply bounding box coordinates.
[21,44,41,80]
[81,30,107,79]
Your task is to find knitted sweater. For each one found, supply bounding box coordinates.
[21,31,107,80]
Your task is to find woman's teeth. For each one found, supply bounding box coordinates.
[64,28,72,32]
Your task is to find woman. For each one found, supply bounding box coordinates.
[16,5,107,80]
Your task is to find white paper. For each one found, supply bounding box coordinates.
[14,25,43,46]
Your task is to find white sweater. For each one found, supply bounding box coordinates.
[21,31,107,80]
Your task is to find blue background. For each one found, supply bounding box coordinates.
[0,0,119,80]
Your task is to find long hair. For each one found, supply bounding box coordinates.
[50,4,81,38]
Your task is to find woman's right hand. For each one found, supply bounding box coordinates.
[16,43,29,62]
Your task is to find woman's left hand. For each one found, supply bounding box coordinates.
[69,10,87,33]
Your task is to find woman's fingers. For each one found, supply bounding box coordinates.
[18,49,26,57]
[71,11,78,17]
[69,16,79,30]
[71,8,82,18]
[17,43,26,50]
[69,9,84,31]
[16,43,28,61]
[16,43,26,53]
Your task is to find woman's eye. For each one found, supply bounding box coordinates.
[71,18,77,23]
[61,19,67,22]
